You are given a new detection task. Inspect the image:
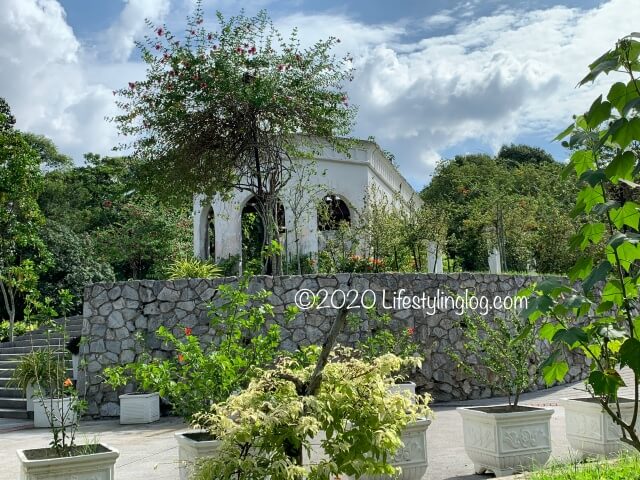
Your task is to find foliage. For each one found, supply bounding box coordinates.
[0,319,37,342]
[21,290,88,456]
[522,33,640,451]
[192,349,431,480]
[103,278,297,422]
[10,348,66,395]
[113,5,355,274]
[38,220,114,308]
[0,107,49,341]
[165,257,222,279]
[449,310,538,407]
[353,310,420,362]
[421,150,579,273]
[0,97,16,132]
[529,453,640,480]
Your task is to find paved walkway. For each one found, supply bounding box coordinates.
[0,370,635,480]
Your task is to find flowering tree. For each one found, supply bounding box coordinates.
[113,5,356,274]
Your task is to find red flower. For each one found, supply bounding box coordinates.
[63,378,73,388]
[407,327,416,335]
[102,199,113,208]
[128,81,136,90]
[236,47,244,54]
[177,353,184,362]
[248,46,256,54]
[155,43,162,50]
[184,327,192,336]
[156,27,164,36]
[208,33,213,41]
[277,64,285,71]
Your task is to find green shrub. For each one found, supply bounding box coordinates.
[0,320,37,343]
[165,257,222,279]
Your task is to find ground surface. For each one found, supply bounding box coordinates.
[0,369,635,480]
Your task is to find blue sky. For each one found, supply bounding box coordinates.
[1,0,638,190]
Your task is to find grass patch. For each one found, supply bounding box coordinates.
[528,454,640,479]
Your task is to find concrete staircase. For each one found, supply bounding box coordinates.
[0,316,83,419]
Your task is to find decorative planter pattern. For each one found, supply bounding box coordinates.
[175,431,220,480]
[33,397,77,429]
[17,443,119,480]
[561,398,637,458]
[119,393,160,424]
[458,405,553,477]
[307,418,430,480]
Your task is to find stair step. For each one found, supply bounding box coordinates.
[0,408,29,419]
[0,345,68,354]
[0,397,26,409]
[0,387,24,399]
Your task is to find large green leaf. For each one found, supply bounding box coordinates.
[606,242,640,273]
[610,117,640,150]
[620,338,640,376]
[539,322,563,341]
[568,257,593,282]
[601,279,624,306]
[578,184,605,214]
[585,95,612,128]
[553,327,588,348]
[570,222,605,250]
[605,151,636,184]
[608,81,640,115]
[570,150,595,177]
[609,201,640,230]
[583,260,611,294]
[589,369,625,397]
[542,361,569,386]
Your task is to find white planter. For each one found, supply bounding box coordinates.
[119,393,160,424]
[561,397,638,458]
[175,431,220,480]
[26,383,35,412]
[17,442,119,480]
[306,418,430,480]
[388,382,416,402]
[33,397,77,429]
[458,405,553,477]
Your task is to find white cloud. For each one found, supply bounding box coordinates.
[102,0,171,62]
[342,0,640,185]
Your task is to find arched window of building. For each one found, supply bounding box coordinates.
[318,194,351,231]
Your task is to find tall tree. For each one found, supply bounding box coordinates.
[112,5,355,273]
[0,102,47,340]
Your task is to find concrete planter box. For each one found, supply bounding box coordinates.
[17,443,119,480]
[119,393,160,424]
[305,418,430,480]
[389,382,416,402]
[458,405,553,477]
[26,383,35,412]
[561,397,637,458]
[33,397,77,429]
[175,431,220,480]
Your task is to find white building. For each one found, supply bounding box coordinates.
[193,138,421,266]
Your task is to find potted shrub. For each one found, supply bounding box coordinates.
[104,278,295,479]
[191,346,432,480]
[451,311,554,477]
[10,349,65,416]
[102,367,160,425]
[16,290,119,479]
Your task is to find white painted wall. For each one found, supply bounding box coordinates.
[193,138,420,263]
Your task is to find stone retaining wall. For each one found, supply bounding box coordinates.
[81,273,588,417]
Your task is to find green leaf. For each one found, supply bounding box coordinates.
[576,184,605,214]
[540,322,563,341]
[589,369,625,397]
[622,97,640,117]
[602,279,624,306]
[583,260,611,294]
[568,257,593,282]
[570,223,605,250]
[609,201,640,230]
[607,82,629,113]
[569,150,595,177]
[606,242,640,273]
[553,327,588,348]
[605,151,636,184]
[610,117,640,150]
[537,278,565,295]
[580,169,607,187]
[585,95,612,129]
[620,338,640,376]
[542,361,569,385]
[554,123,575,141]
